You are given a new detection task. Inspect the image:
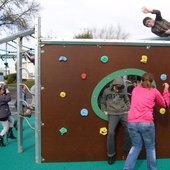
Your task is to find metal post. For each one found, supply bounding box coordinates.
[17,37,23,153]
[35,17,42,163]
[5,43,8,76]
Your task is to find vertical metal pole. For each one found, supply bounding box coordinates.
[5,43,8,76]
[35,17,42,163]
[17,37,23,153]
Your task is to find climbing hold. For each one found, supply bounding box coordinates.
[160,74,167,81]
[100,55,109,63]
[146,46,151,49]
[81,73,87,80]
[159,108,166,114]
[41,87,45,90]
[60,92,66,98]
[99,127,107,135]
[80,108,88,116]
[140,55,148,63]
[58,55,68,62]
[59,127,68,135]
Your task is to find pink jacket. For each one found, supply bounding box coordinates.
[128,85,170,122]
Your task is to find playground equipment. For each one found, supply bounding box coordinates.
[1,18,170,163]
[40,38,170,162]
[0,19,41,163]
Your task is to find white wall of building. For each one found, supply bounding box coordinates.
[0,60,35,79]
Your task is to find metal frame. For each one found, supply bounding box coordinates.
[34,17,41,163]
[0,20,41,163]
[15,22,42,163]
[0,28,34,45]
[17,36,23,153]
[16,20,41,163]
[41,38,170,46]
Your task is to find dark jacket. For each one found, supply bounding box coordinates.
[100,77,130,115]
[0,93,11,119]
[151,10,170,37]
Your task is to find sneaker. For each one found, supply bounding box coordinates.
[108,156,115,165]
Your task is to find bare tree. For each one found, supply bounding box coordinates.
[74,25,130,39]
[93,25,130,39]
[0,0,40,32]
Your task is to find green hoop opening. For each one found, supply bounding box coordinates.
[91,68,146,121]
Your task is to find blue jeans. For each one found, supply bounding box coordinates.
[107,114,131,157]
[124,122,156,170]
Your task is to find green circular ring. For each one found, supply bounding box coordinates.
[91,68,146,121]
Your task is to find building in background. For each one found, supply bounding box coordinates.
[22,60,35,79]
[0,59,35,80]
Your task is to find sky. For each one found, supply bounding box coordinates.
[37,0,170,39]
[1,0,170,68]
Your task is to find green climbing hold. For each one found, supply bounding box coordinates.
[100,55,109,63]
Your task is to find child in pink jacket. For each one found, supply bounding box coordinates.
[124,73,170,170]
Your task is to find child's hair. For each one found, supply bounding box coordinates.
[141,73,154,88]
[0,83,6,94]
[0,83,5,89]
[114,84,125,91]
[143,17,152,27]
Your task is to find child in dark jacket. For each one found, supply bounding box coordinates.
[0,83,16,146]
[100,77,131,165]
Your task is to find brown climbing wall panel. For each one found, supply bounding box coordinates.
[41,41,170,162]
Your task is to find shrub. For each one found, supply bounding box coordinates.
[7,73,17,84]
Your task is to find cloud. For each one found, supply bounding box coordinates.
[21,0,170,39]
